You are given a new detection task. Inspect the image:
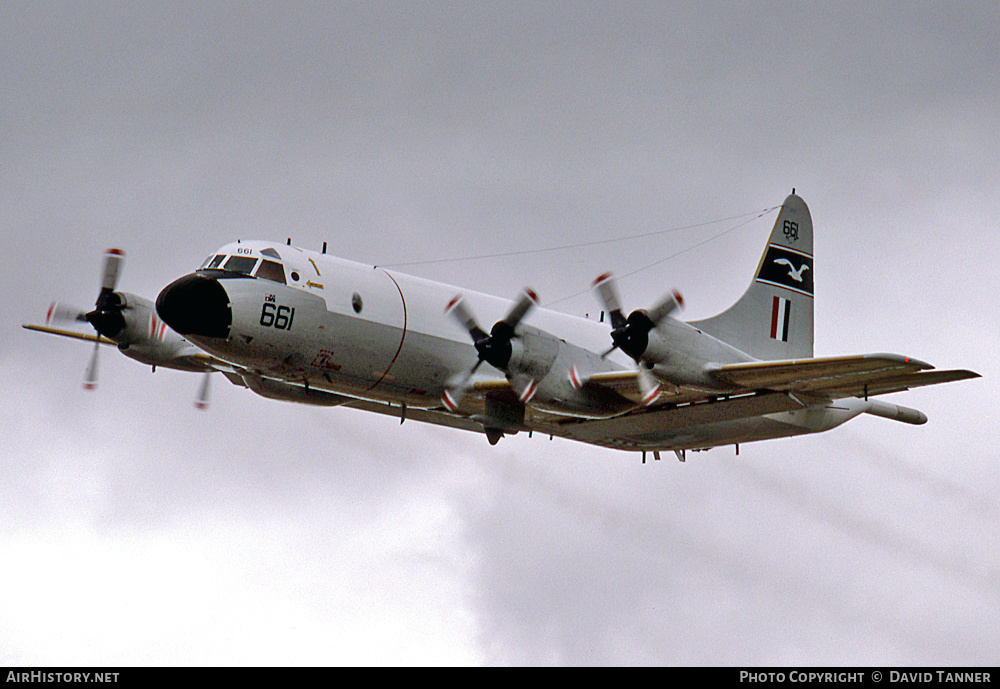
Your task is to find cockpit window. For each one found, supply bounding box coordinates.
[201,254,226,269]
[255,259,286,284]
[222,256,258,274]
[260,248,282,259]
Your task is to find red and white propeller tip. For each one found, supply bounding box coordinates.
[100,248,125,292]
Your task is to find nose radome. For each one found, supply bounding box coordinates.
[156,273,232,339]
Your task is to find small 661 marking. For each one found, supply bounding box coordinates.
[260,302,295,330]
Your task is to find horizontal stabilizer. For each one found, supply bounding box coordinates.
[707,353,979,399]
[818,368,980,399]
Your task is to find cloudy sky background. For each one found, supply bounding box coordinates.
[2,2,997,665]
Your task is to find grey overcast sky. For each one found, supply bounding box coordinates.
[2,1,997,665]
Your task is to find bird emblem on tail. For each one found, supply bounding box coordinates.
[773,258,810,282]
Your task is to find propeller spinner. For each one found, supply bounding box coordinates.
[442,289,539,411]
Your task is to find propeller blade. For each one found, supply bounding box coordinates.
[445,295,488,341]
[592,272,625,329]
[500,288,539,329]
[446,288,539,373]
[83,338,99,391]
[441,387,462,413]
[46,302,88,326]
[87,248,129,339]
[441,359,483,412]
[646,289,684,325]
[195,371,212,410]
[637,365,661,407]
[100,248,125,293]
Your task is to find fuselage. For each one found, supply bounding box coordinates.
[157,240,761,407]
[154,239,867,451]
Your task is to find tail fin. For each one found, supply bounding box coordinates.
[690,193,814,360]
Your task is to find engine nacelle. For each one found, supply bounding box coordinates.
[643,318,749,389]
[111,292,207,372]
[507,325,634,417]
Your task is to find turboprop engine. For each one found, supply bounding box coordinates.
[43,248,215,406]
[444,290,636,419]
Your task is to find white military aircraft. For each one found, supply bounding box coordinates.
[25,193,979,460]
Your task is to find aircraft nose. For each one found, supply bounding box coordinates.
[156,273,232,339]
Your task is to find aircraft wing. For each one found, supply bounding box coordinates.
[22,324,116,346]
[706,353,980,398]
[23,323,234,375]
[574,353,979,411]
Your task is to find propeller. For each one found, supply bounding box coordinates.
[45,302,89,326]
[592,272,683,406]
[442,289,539,411]
[79,248,127,390]
[195,371,212,410]
[592,272,682,361]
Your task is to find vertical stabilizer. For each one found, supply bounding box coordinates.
[690,193,814,360]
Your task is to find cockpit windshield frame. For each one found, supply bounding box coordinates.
[200,254,226,269]
[255,259,287,284]
[221,256,259,275]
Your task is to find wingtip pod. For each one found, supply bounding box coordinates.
[864,352,933,371]
[864,400,928,425]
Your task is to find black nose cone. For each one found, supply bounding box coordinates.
[156,273,232,339]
